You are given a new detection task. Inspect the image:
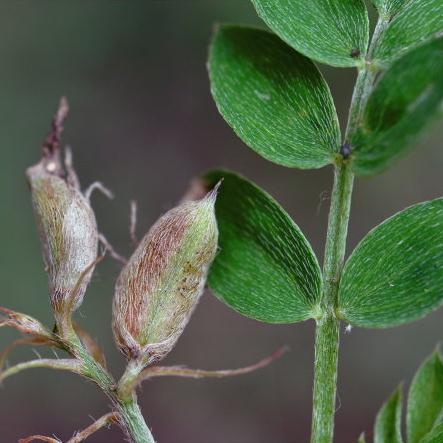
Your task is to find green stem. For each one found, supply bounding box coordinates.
[81,350,155,443]
[82,349,155,443]
[322,164,354,311]
[310,15,390,442]
[311,164,354,443]
[114,358,157,443]
[117,358,146,401]
[0,358,81,383]
[62,323,155,443]
[311,314,340,443]
[117,396,156,443]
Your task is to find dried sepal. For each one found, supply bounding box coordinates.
[136,346,288,383]
[73,322,107,368]
[66,412,119,443]
[61,254,104,317]
[0,336,54,373]
[98,233,127,265]
[19,412,119,443]
[0,307,60,371]
[113,185,220,363]
[0,307,53,339]
[26,98,99,323]
[19,436,61,443]
[130,200,138,246]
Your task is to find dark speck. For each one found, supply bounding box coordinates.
[350,48,361,58]
[340,142,352,159]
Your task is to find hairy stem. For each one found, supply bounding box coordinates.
[117,358,146,402]
[117,396,156,443]
[321,164,354,311]
[137,347,288,383]
[71,348,155,443]
[312,314,340,443]
[311,15,389,443]
[80,351,155,443]
[112,358,156,443]
[0,358,81,383]
[65,325,155,443]
[311,163,353,443]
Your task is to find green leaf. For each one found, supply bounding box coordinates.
[372,0,410,18]
[351,37,443,176]
[358,433,367,443]
[250,0,369,68]
[374,387,403,443]
[338,198,443,328]
[373,0,443,66]
[407,352,443,443]
[205,170,322,323]
[208,25,341,169]
[420,423,443,443]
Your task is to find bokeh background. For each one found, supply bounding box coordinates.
[0,1,442,442]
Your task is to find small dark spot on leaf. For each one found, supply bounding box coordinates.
[350,48,361,58]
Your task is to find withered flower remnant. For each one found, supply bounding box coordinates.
[1,97,285,443]
[26,98,99,328]
[113,185,220,364]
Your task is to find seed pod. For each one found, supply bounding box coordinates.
[112,186,219,363]
[26,98,98,322]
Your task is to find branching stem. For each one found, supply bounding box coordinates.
[74,340,156,443]
[310,16,389,443]
[48,321,155,443]
[0,358,81,383]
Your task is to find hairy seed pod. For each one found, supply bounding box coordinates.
[26,98,98,321]
[112,186,219,363]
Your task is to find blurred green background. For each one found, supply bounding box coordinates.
[0,1,442,442]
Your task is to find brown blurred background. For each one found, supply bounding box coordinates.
[0,1,442,442]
